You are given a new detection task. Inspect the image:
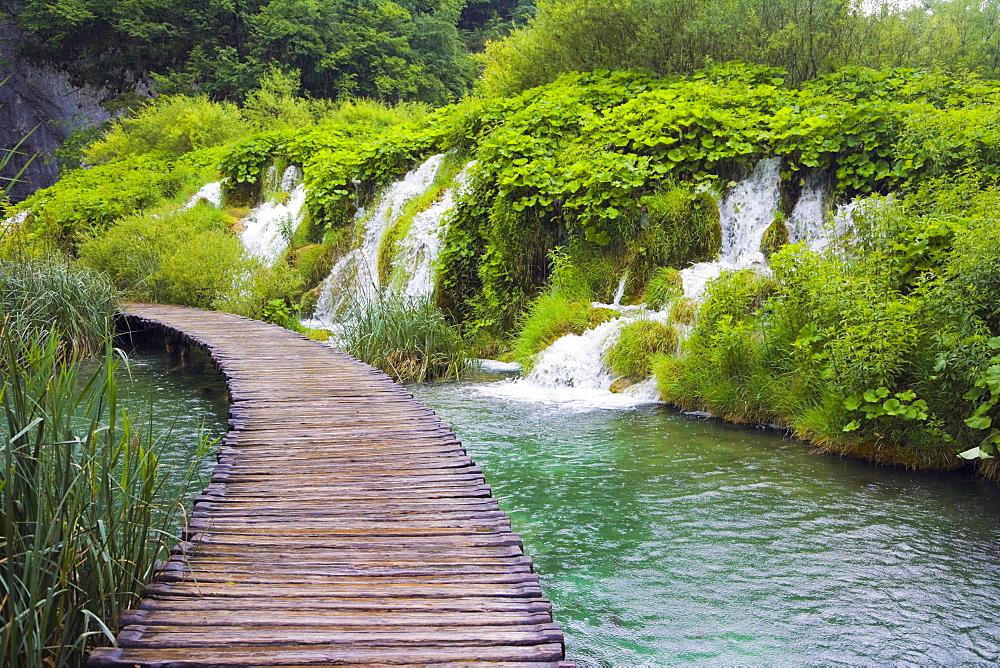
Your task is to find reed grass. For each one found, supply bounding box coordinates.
[0,332,212,666]
[0,258,118,360]
[337,292,467,382]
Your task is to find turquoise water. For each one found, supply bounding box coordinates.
[411,378,1000,665]
[113,342,229,494]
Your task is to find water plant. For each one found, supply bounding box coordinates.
[0,258,117,359]
[0,332,212,666]
[337,292,467,382]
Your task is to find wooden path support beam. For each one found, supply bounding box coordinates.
[88,304,571,667]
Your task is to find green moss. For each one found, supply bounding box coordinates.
[760,213,790,258]
[294,244,334,288]
[606,320,678,379]
[646,267,683,310]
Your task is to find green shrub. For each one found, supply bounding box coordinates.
[16,156,193,252]
[646,267,683,310]
[337,293,467,382]
[606,319,678,378]
[85,95,249,164]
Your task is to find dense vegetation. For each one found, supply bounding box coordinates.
[5,0,527,104]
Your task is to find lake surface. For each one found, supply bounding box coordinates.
[411,377,1000,665]
[112,342,229,499]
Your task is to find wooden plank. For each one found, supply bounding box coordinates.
[91,304,569,666]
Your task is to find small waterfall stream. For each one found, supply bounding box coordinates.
[311,154,473,325]
[239,166,307,264]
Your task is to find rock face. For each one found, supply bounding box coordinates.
[0,21,112,202]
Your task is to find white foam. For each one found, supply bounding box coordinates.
[240,184,306,264]
[181,181,223,210]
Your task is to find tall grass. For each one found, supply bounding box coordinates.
[337,292,467,382]
[0,333,212,665]
[0,258,117,360]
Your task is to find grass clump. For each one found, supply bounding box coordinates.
[0,258,117,359]
[645,267,683,310]
[606,320,678,379]
[338,292,467,382]
[669,297,697,325]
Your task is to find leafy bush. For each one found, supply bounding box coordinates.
[85,96,249,164]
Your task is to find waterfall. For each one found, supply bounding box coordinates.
[680,157,782,299]
[182,181,223,210]
[395,162,474,298]
[612,270,628,306]
[311,154,448,324]
[788,173,826,249]
[479,311,665,410]
[240,166,306,264]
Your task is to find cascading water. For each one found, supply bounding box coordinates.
[182,181,223,210]
[240,166,306,264]
[496,157,838,408]
[788,173,827,249]
[481,310,667,410]
[680,157,782,299]
[311,154,454,325]
[394,162,474,298]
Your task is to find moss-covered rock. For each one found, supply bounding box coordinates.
[760,215,790,258]
[294,244,335,288]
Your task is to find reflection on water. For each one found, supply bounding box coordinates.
[411,379,1000,665]
[110,342,229,502]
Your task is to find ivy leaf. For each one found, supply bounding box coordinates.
[843,395,862,411]
[843,420,861,432]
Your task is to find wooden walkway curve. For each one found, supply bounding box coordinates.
[89,304,570,667]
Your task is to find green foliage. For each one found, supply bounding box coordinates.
[294,243,335,288]
[14,155,196,253]
[606,319,677,379]
[12,0,482,104]
[478,0,1000,98]
[668,297,696,325]
[0,258,118,359]
[78,201,303,315]
[0,334,211,665]
[337,292,467,382]
[85,96,249,165]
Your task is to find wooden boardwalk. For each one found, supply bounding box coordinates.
[89,304,569,667]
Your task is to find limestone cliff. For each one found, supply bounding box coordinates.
[0,21,113,202]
